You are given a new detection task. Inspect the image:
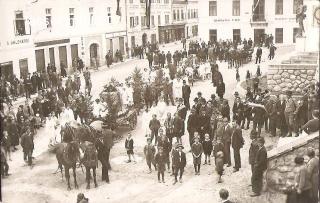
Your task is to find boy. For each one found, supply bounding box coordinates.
[144,138,156,173]
[219,188,233,203]
[172,144,186,184]
[158,130,171,172]
[149,114,161,145]
[155,147,166,183]
[125,132,136,163]
[191,136,203,175]
[215,151,224,183]
[202,134,213,165]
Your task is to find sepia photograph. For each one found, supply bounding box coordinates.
[0,0,319,202]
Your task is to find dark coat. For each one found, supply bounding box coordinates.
[172,150,186,168]
[187,113,199,134]
[182,85,191,98]
[231,127,244,149]
[254,146,268,172]
[232,102,244,120]
[173,116,184,137]
[216,82,225,97]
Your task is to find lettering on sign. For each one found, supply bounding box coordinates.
[275,17,295,20]
[7,38,30,46]
[213,18,240,22]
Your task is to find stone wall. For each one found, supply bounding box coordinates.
[267,64,317,94]
[265,133,319,192]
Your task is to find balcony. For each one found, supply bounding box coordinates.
[250,14,268,27]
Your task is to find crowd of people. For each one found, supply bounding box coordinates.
[1,36,319,203]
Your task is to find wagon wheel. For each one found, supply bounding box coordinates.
[129,112,138,130]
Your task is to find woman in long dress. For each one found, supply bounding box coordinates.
[173,77,183,100]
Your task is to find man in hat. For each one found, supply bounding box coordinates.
[231,122,244,172]
[232,97,244,126]
[177,98,187,121]
[172,144,186,184]
[20,128,34,166]
[149,114,161,145]
[216,118,233,166]
[251,137,267,197]
[284,91,296,137]
[182,80,191,110]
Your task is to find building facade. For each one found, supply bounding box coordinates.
[0,0,127,78]
[198,0,302,45]
[126,0,171,50]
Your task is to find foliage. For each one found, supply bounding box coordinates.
[131,67,144,109]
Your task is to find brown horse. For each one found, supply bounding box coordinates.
[56,141,80,190]
[80,141,98,189]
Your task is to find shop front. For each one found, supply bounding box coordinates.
[158,24,185,44]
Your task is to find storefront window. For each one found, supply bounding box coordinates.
[232,0,240,16]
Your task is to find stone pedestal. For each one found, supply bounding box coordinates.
[295,36,306,52]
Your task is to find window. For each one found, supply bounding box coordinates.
[107,7,112,23]
[165,15,169,24]
[188,9,190,19]
[129,0,133,3]
[209,1,217,16]
[293,0,303,14]
[275,0,283,15]
[181,10,184,20]
[14,11,26,35]
[69,8,75,26]
[233,29,241,43]
[151,15,155,27]
[293,27,299,43]
[173,10,176,20]
[232,0,240,16]
[209,29,217,42]
[89,7,94,25]
[45,8,52,28]
[130,17,135,27]
[135,16,139,25]
[275,28,283,43]
[158,15,161,25]
[164,0,169,3]
[177,10,180,20]
[141,16,146,27]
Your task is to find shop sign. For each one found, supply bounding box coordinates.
[34,39,70,47]
[275,17,295,21]
[6,38,30,46]
[105,31,127,39]
[213,18,240,22]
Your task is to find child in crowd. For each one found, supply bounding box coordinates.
[219,188,233,203]
[2,131,11,161]
[191,135,203,175]
[215,151,224,183]
[144,137,156,173]
[155,147,166,183]
[170,142,179,176]
[202,134,213,165]
[125,132,136,163]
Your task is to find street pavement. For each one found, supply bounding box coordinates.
[2,43,293,203]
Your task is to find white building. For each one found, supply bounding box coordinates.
[126,0,171,50]
[0,0,127,78]
[198,0,302,45]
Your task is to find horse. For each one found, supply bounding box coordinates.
[55,141,80,190]
[80,141,98,189]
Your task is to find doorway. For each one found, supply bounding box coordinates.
[59,46,68,68]
[0,61,13,80]
[35,49,45,72]
[89,43,99,67]
[49,47,55,67]
[71,44,79,67]
[254,29,265,45]
[19,59,28,79]
[119,37,125,55]
[131,36,135,49]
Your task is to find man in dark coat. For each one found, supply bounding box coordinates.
[216,118,233,166]
[160,51,166,68]
[149,114,161,145]
[173,113,184,143]
[249,130,259,174]
[99,126,114,182]
[216,80,225,99]
[232,97,244,126]
[172,144,186,184]
[251,137,267,197]
[255,46,262,64]
[31,72,38,94]
[20,128,34,166]
[163,78,174,106]
[268,44,277,60]
[231,122,244,172]
[147,51,153,69]
[166,51,172,64]
[187,109,198,148]
[144,84,153,110]
[182,80,191,110]
[275,95,287,137]
[251,101,266,137]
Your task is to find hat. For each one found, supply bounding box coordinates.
[234,91,239,96]
[176,144,184,149]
